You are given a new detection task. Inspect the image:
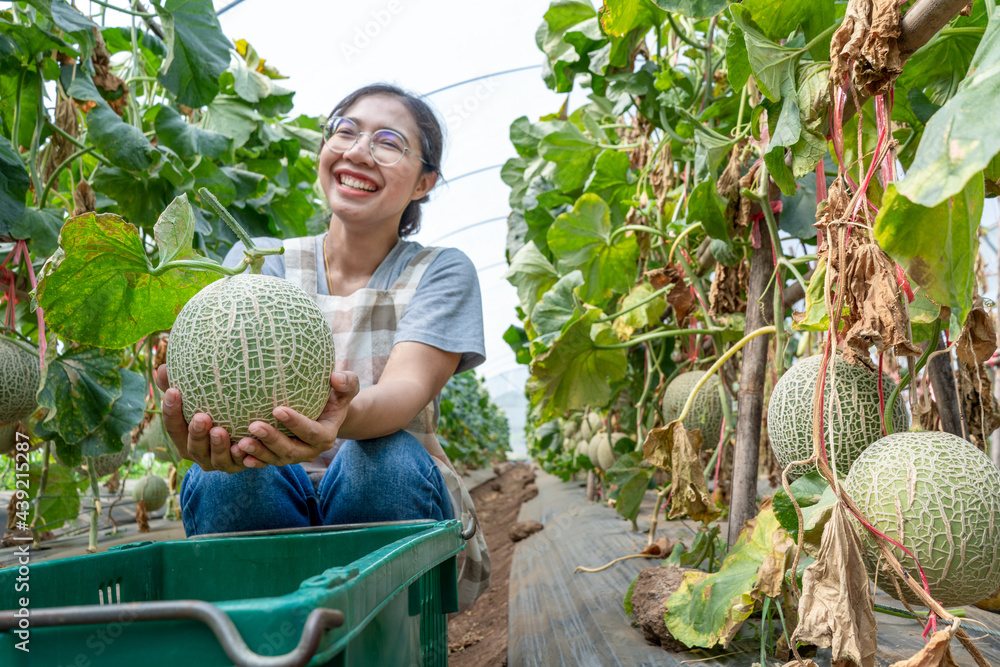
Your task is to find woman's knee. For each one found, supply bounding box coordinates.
[319,431,453,523]
[181,464,316,535]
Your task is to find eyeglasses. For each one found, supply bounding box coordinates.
[322,116,428,167]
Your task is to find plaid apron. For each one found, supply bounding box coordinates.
[283,235,490,611]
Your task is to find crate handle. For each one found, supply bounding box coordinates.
[0,600,344,667]
[461,515,478,540]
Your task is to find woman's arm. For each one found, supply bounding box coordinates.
[232,341,461,467]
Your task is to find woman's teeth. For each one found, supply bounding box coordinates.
[340,175,377,192]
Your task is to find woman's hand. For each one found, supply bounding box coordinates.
[232,371,361,468]
[154,365,249,473]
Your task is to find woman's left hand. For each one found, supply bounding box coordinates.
[235,370,360,467]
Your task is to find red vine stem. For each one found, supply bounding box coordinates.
[878,351,887,436]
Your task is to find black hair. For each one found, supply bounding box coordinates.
[327,84,443,237]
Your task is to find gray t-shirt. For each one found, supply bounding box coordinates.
[222,235,486,374]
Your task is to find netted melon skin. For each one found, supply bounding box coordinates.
[843,432,1000,607]
[767,355,909,479]
[167,274,336,440]
[82,443,131,478]
[661,371,724,450]
[137,414,179,463]
[0,339,40,423]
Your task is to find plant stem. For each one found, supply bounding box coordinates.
[666,13,707,50]
[151,258,250,277]
[88,0,153,17]
[596,326,731,349]
[39,145,100,210]
[30,442,51,549]
[610,224,670,242]
[87,462,101,554]
[674,326,777,424]
[668,221,702,264]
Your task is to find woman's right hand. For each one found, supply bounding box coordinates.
[154,365,251,474]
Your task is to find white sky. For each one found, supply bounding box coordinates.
[211,0,566,386]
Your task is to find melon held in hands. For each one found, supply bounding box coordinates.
[167,274,336,440]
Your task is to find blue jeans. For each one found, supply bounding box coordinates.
[179,430,454,536]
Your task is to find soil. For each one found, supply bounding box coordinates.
[448,462,536,667]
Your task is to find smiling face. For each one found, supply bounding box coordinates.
[318,94,437,236]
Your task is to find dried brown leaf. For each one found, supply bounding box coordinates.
[667,423,720,523]
[667,281,694,325]
[91,30,129,116]
[756,518,795,598]
[956,307,997,367]
[830,0,902,95]
[44,98,79,181]
[958,362,1000,449]
[73,179,96,217]
[841,243,921,358]
[887,630,959,667]
[641,536,674,557]
[136,500,150,533]
[793,504,878,667]
[709,260,748,316]
[642,424,673,469]
[782,661,820,667]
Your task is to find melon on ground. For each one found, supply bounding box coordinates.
[167,274,336,440]
[0,338,40,423]
[661,371,725,450]
[842,431,1000,607]
[767,355,909,479]
[131,475,169,512]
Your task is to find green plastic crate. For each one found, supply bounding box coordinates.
[0,519,465,666]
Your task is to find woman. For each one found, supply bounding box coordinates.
[155,84,489,606]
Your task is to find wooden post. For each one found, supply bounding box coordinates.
[927,333,969,440]
[728,218,775,546]
[586,469,596,502]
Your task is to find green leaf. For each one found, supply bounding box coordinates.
[676,108,737,179]
[614,281,668,333]
[27,460,80,532]
[86,103,159,173]
[0,19,73,65]
[36,346,123,446]
[91,166,173,227]
[726,21,751,91]
[11,207,63,256]
[687,178,730,240]
[664,505,792,648]
[547,193,639,303]
[792,257,832,331]
[538,122,601,191]
[72,368,146,458]
[790,62,832,180]
[201,96,261,150]
[897,10,1000,207]
[154,103,230,160]
[504,325,532,365]
[729,4,801,102]
[528,308,629,418]
[763,80,802,195]
[772,471,829,534]
[606,452,653,521]
[533,270,584,336]
[34,206,222,349]
[536,1,603,92]
[874,178,983,320]
[155,0,232,108]
[740,0,834,48]
[653,0,730,20]
[0,134,29,233]
[601,0,641,36]
[0,67,42,151]
[49,0,99,60]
